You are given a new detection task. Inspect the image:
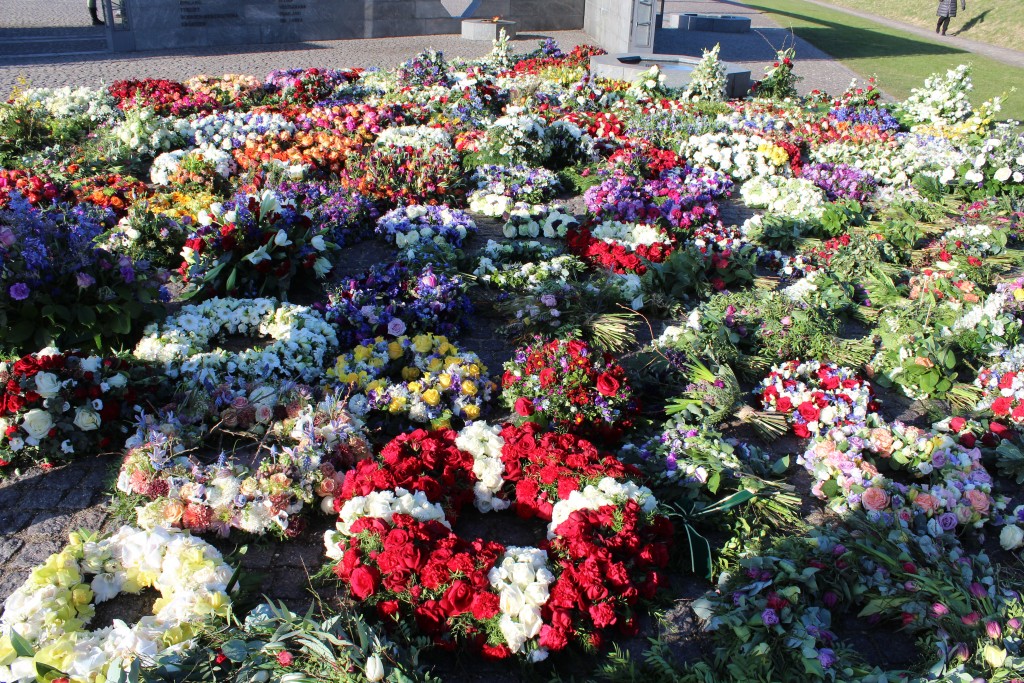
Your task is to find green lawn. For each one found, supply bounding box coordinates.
[818,0,1022,53]
[742,0,1024,120]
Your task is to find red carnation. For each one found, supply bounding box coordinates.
[991,397,1013,417]
[949,416,967,432]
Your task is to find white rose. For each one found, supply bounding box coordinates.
[994,167,1012,182]
[73,408,102,432]
[33,372,61,399]
[107,373,127,389]
[21,409,54,440]
[1000,524,1024,551]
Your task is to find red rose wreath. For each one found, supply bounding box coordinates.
[323,422,672,660]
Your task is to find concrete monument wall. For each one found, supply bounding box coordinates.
[584,0,654,54]
[120,0,585,51]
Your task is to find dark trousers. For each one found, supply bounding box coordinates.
[936,16,951,33]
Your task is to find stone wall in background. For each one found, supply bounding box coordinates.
[583,0,654,53]
[121,0,586,51]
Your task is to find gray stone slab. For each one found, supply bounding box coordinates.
[462,19,517,41]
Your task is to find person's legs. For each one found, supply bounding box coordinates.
[936,16,943,32]
[88,0,104,25]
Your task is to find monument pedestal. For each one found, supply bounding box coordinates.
[461,19,517,40]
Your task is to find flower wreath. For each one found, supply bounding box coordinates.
[117,389,372,538]
[0,525,233,682]
[757,360,876,438]
[327,334,494,427]
[975,345,1024,425]
[133,297,338,384]
[324,422,672,660]
[799,416,1004,533]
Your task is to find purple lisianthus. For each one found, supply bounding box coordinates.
[761,608,779,626]
[817,648,836,669]
[8,282,30,300]
[387,318,407,336]
[938,512,959,530]
[76,272,96,288]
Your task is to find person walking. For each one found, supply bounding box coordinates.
[88,0,104,25]
[936,0,965,35]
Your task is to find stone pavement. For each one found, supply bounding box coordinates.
[656,0,864,96]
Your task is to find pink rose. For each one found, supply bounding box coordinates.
[912,493,939,514]
[861,486,891,512]
[965,489,991,515]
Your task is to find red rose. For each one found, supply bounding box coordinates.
[596,372,620,397]
[349,565,380,599]
[514,397,534,417]
[949,416,967,432]
[990,421,1011,439]
[440,580,475,616]
[377,600,401,619]
[959,432,977,449]
[775,396,793,412]
[797,402,820,422]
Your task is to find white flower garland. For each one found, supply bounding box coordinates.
[133,297,338,384]
[547,477,657,539]
[0,526,232,682]
[487,547,554,656]
[455,421,508,513]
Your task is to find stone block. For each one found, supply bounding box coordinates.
[713,15,751,33]
[461,19,517,40]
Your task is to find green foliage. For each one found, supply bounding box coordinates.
[142,601,438,683]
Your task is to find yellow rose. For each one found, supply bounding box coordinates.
[437,341,452,355]
[438,374,452,389]
[428,358,443,372]
[422,389,441,406]
[1014,288,1024,302]
[402,366,421,381]
[465,363,481,378]
[445,355,462,368]
[368,357,384,369]
[413,335,434,354]
[388,341,404,360]
[463,404,480,420]
[366,380,384,392]
[72,585,93,606]
[389,396,407,413]
[407,381,422,394]
[353,345,371,362]
[461,380,478,396]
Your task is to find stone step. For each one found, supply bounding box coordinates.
[0,35,108,58]
[0,27,107,39]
